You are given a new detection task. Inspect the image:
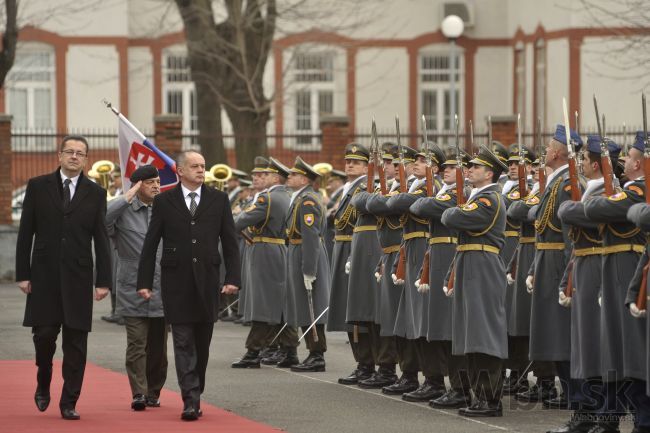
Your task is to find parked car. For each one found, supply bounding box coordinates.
[12,185,27,222]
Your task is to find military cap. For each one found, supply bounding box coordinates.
[398,145,418,163]
[130,165,159,183]
[532,158,540,166]
[251,156,270,173]
[239,178,252,187]
[633,130,648,154]
[290,156,320,181]
[586,135,622,159]
[330,169,346,181]
[344,142,370,162]
[469,144,508,174]
[442,149,471,167]
[231,168,249,179]
[267,157,290,178]
[491,141,509,165]
[416,141,447,167]
[507,145,537,164]
[381,142,395,160]
[553,124,583,151]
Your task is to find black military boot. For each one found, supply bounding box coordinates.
[382,372,419,395]
[543,393,569,409]
[231,350,261,368]
[358,364,398,389]
[430,389,472,409]
[259,346,278,360]
[276,347,299,368]
[458,399,503,417]
[503,371,526,395]
[586,422,621,433]
[261,347,284,365]
[402,377,447,402]
[290,351,325,372]
[338,364,375,385]
[515,380,557,402]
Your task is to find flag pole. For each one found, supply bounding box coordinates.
[102,99,120,116]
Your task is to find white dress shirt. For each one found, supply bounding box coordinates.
[60,169,80,200]
[181,184,201,211]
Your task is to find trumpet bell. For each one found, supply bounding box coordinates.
[90,160,116,200]
[209,164,232,191]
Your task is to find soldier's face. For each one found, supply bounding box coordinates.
[467,164,491,186]
[252,172,266,190]
[532,165,539,182]
[442,165,456,184]
[344,159,367,177]
[412,156,427,178]
[286,172,308,190]
[326,177,343,194]
[507,161,518,179]
[625,148,643,178]
[383,160,396,179]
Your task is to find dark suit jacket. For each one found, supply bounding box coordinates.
[15,169,112,332]
[137,183,241,324]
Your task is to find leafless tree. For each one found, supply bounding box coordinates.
[0,0,18,89]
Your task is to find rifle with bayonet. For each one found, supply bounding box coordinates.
[537,117,546,195]
[593,95,615,197]
[371,120,388,195]
[418,115,434,289]
[367,119,377,192]
[455,115,465,205]
[393,115,408,283]
[517,113,528,198]
[637,94,649,311]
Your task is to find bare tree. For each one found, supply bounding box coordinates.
[0,0,18,89]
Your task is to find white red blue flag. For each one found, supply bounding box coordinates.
[117,113,179,191]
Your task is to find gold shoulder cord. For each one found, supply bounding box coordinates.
[535,178,562,234]
[607,224,641,239]
[286,196,303,239]
[467,191,502,237]
[334,186,360,231]
[250,192,272,235]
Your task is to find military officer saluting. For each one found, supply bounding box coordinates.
[441,145,508,417]
[285,157,331,372]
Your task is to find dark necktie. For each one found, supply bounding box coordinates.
[188,192,198,216]
[63,178,71,208]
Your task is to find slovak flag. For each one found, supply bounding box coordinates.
[117,113,179,191]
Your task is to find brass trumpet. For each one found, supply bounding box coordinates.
[313,162,333,199]
[209,163,232,191]
[89,160,115,200]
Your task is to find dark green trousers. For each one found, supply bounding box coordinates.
[302,324,327,353]
[124,317,168,398]
[467,352,503,403]
[368,323,398,366]
[396,336,419,374]
[348,326,374,366]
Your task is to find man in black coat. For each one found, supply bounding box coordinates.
[137,150,241,421]
[15,135,112,420]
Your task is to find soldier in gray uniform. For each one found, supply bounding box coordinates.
[231,158,294,369]
[325,170,346,262]
[365,146,420,394]
[528,125,584,408]
[327,144,374,385]
[441,145,508,417]
[285,157,331,372]
[355,143,401,389]
[410,151,472,409]
[545,137,620,433]
[584,132,649,433]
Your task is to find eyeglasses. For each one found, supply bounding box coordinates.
[61,149,87,158]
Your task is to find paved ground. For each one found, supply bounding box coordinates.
[0,283,629,433]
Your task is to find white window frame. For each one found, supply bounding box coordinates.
[162,48,198,148]
[418,49,464,144]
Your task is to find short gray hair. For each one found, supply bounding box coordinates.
[176,150,202,168]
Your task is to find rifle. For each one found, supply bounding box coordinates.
[367,119,376,192]
[638,94,649,311]
[517,113,527,198]
[455,114,465,205]
[537,117,546,195]
[394,115,407,283]
[487,115,493,150]
[593,95,615,197]
[371,119,387,194]
[422,115,434,197]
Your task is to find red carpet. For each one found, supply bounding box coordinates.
[0,360,281,432]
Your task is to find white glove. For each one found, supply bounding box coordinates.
[630,302,647,318]
[506,273,515,285]
[303,274,316,291]
[443,286,454,297]
[374,271,382,283]
[415,279,430,293]
[558,291,571,308]
[392,273,404,285]
[526,275,534,294]
[345,261,351,274]
[598,296,602,307]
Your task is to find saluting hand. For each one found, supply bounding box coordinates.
[18,280,31,294]
[138,288,152,300]
[95,287,109,301]
[124,181,142,203]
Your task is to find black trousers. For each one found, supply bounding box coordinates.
[245,321,274,351]
[395,336,419,374]
[33,324,87,410]
[170,322,214,408]
[368,323,398,366]
[301,324,327,353]
[347,327,374,366]
[466,352,503,403]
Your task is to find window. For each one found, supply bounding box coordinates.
[534,39,546,129]
[291,51,335,148]
[6,47,56,150]
[514,43,525,119]
[419,52,463,143]
[162,51,198,147]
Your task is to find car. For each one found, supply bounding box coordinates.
[12,185,27,222]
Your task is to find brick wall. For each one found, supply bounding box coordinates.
[153,115,183,157]
[0,115,13,225]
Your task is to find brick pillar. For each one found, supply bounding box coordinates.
[320,115,350,170]
[0,115,12,225]
[490,115,517,147]
[153,114,183,157]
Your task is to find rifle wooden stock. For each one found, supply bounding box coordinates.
[539,165,546,195]
[637,260,648,311]
[456,167,465,205]
[601,155,615,197]
[378,164,387,195]
[645,157,650,203]
[367,160,375,192]
[398,163,407,193]
[568,159,582,201]
[518,163,527,198]
[419,250,431,287]
[563,260,574,298]
[425,166,434,198]
[394,245,407,282]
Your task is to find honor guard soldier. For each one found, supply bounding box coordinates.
[492,141,510,190]
[528,125,584,408]
[410,150,472,409]
[285,157,331,372]
[584,131,649,433]
[366,146,420,394]
[441,145,509,417]
[232,158,295,369]
[355,143,401,389]
[325,169,346,262]
[546,136,621,432]
[327,143,375,385]
[502,145,536,396]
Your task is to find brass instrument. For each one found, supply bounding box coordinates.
[89,160,115,200]
[204,170,217,188]
[313,162,333,199]
[209,163,232,191]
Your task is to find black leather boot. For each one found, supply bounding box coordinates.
[382,372,419,395]
[231,350,261,368]
[291,351,326,372]
[276,347,299,368]
[358,365,398,389]
[338,364,375,385]
[429,389,472,409]
[402,377,446,402]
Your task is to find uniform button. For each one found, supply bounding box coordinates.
[193,258,197,263]
[191,221,196,225]
[61,238,66,241]
[192,239,197,244]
